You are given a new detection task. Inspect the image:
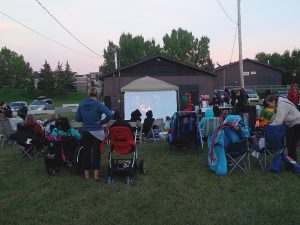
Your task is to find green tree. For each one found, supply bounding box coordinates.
[163,28,214,70]
[99,34,161,74]
[38,61,55,97]
[255,49,300,84]
[54,62,65,96]
[64,61,76,91]
[0,47,32,88]
[163,28,194,63]
[99,41,120,74]
[144,39,161,58]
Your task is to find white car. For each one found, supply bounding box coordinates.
[28,97,54,110]
[245,89,260,104]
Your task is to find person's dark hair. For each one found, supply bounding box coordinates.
[130,109,142,121]
[266,94,279,103]
[146,110,153,118]
[55,117,70,132]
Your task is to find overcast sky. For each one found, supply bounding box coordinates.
[1,0,299,74]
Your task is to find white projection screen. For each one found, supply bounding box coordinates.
[124,91,177,121]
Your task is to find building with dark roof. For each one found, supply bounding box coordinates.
[214,58,283,88]
[99,55,218,112]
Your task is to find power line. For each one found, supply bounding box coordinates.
[215,0,237,24]
[0,10,101,59]
[35,0,102,58]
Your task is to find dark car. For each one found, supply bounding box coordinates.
[9,101,28,112]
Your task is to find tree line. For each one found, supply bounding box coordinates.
[0,47,76,98]
[100,28,214,74]
[1,27,299,98]
[255,49,300,85]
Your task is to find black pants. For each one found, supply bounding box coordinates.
[286,124,300,161]
[82,131,102,170]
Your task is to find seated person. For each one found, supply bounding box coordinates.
[213,105,223,123]
[44,114,60,138]
[17,104,28,121]
[129,109,142,122]
[143,110,155,137]
[50,117,81,164]
[23,114,44,149]
[258,103,275,127]
[24,114,43,137]
[50,117,81,140]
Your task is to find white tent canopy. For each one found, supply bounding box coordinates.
[121,76,179,92]
[121,76,179,120]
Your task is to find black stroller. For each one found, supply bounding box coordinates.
[44,134,82,175]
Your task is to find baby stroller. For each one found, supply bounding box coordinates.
[105,126,145,184]
[44,133,81,176]
[168,111,199,151]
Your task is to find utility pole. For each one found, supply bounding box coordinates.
[237,0,244,88]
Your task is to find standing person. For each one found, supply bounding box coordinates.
[288,83,299,109]
[0,101,12,118]
[267,95,300,162]
[223,88,230,104]
[76,87,112,181]
[230,89,237,109]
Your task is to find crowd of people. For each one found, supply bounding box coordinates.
[1,83,300,178]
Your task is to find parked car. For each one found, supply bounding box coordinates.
[9,101,28,112]
[277,90,288,98]
[229,88,260,104]
[28,97,54,110]
[245,89,260,104]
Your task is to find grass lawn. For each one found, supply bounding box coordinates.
[1,142,300,225]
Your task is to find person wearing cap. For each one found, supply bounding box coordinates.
[288,83,299,107]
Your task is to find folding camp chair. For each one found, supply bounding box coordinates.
[147,118,163,142]
[16,124,36,159]
[199,117,220,149]
[128,121,143,144]
[168,112,200,151]
[0,118,15,146]
[225,139,250,174]
[258,125,286,172]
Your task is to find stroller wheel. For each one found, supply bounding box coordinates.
[125,176,133,185]
[46,165,57,176]
[139,160,146,174]
[107,176,113,184]
[134,159,139,170]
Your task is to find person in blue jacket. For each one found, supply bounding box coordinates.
[76,87,112,181]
